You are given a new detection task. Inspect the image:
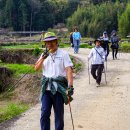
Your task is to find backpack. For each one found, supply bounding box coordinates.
[111,36,119,43]
[111,36,119,49]
[73,32,81,40]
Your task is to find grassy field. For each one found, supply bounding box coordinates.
[1,44,42,49]
[1,41,130,53]
[1,43,70,49]
[0,103,29,123]
[0,63,36,77]
[1,42,93,49]
[0,63,36,123]
[0,56,82,76]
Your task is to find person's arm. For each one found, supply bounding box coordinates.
[66,66,74,96]
[63,52,73,86]
[66,67,73,86]
[88,49,93,60]
[35,58,44,71]
[35,53,47,71]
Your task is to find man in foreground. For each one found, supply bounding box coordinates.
[35,32,74,130]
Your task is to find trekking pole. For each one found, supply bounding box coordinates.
[68,96,75,130]
[105,58,107,71]
[119,47,122,58]
[106,60,107,71]
[88,59,90,84]
[104,64,107,85]
[67,46,72,52]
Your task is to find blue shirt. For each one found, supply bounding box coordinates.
[73,32,81,40]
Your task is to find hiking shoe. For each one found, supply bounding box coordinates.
[96,82,100,87]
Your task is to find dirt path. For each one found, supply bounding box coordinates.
[1,48,130,130]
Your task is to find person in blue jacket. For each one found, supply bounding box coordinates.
[72,27,81,54]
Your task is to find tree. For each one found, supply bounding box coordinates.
[18,0,28,31]
[27,0,41,32]
[118,3,130,37]
[4,0,14,28]
[67,2,125,38]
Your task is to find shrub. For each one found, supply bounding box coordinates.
[80,44,93,49]
[74,63,82,73]
[120,42,130,52]
[33,46,41,56]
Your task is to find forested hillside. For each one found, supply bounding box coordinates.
[0,0,79,31]
[67,0,130,38]
[0,0,130,38]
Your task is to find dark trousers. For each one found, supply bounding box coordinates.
[91,64,104,84]
[112,48,118,59]
[40,91,64,130]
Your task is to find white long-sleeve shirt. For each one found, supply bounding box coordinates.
[88,46,106,65]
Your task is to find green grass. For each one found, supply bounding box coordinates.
[2,42,71,49]
[59,43,70,48]
[74,63,82,73]
[1,41,94,50]
[0,103,29,123]
[70,56,83,73]
[59,43,94,49]
[120,42,130,52]
[0,63,35,76]
[120,38,130,41]
[80,43,94,49]
[2,44,42,49]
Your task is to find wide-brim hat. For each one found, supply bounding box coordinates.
[94,38,102,44]
[43,32,58,42]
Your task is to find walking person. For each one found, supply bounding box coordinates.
[88,39,106,87]
[70,32,74,48]
[102,31,110,57]
[111,30,119,60]
[40,31,45,48]
[73,27,81,54]
[40,31,45,41]
[35,32,74,130]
